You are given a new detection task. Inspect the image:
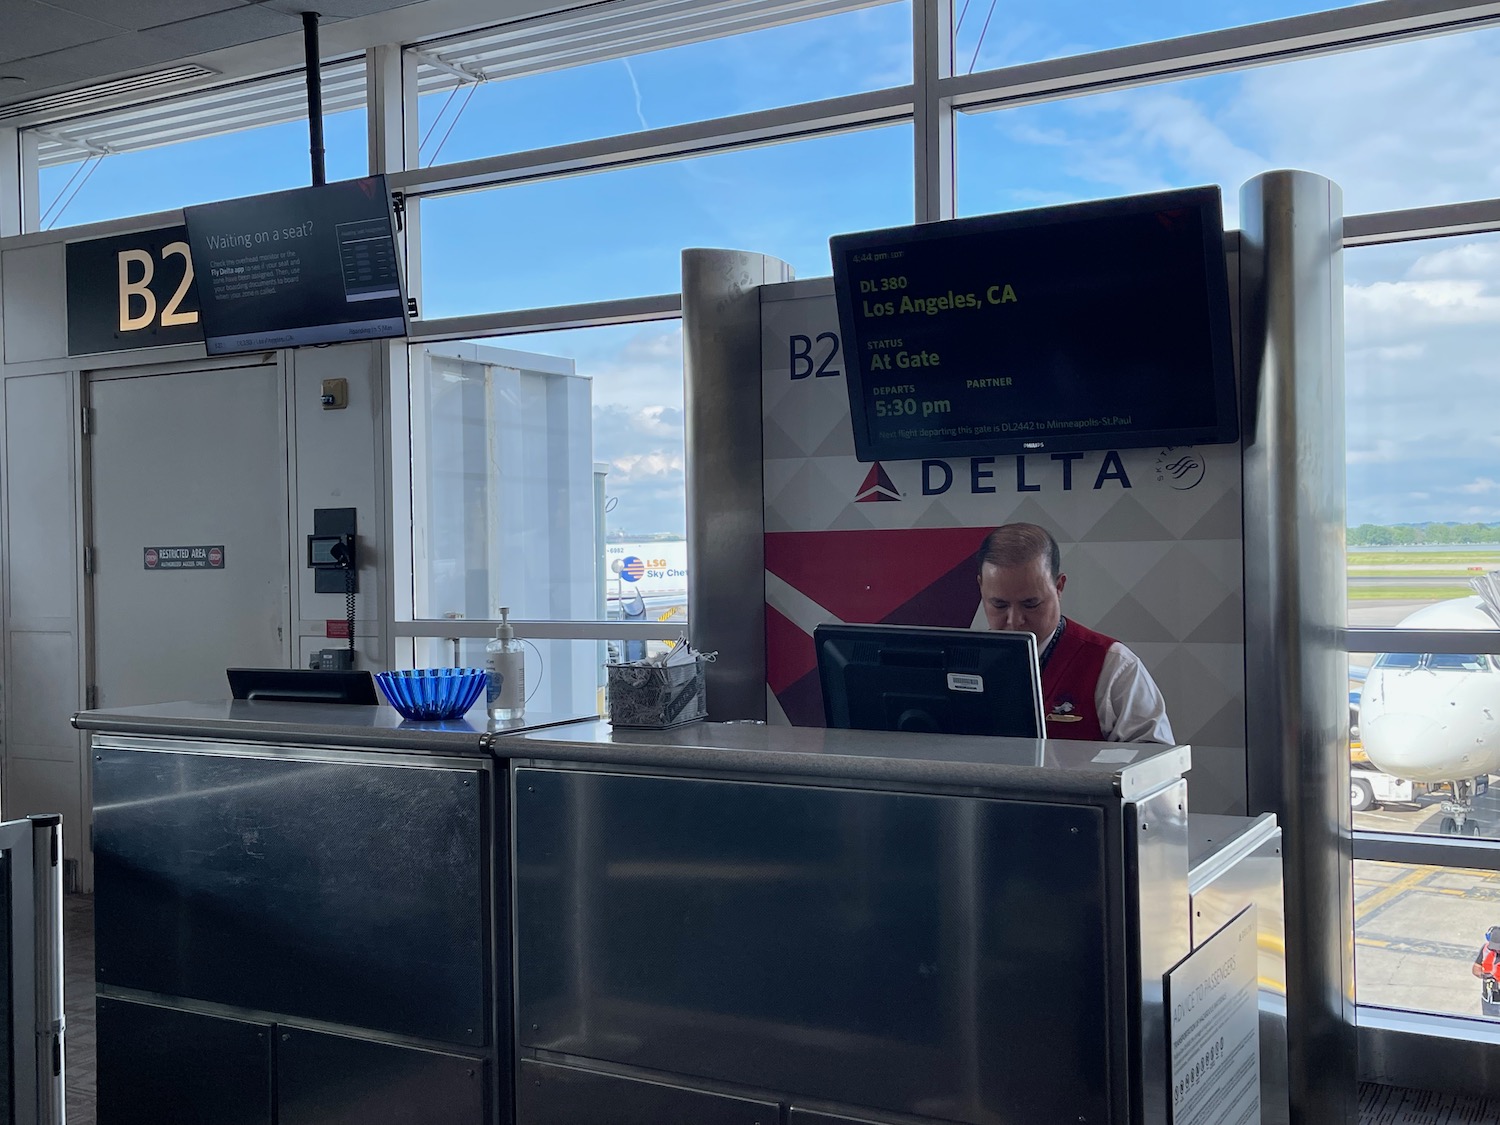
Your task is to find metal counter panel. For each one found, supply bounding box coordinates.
[278,1028,487,1125]
[93,746,488,1045]
[517,1059,778,1125]
[96,998,271,1125]
[1190,821,1289,1125]
[514,767,1115,1125]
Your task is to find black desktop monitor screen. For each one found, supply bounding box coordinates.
[226,667,376,705]
[183,175,407,355]
[829,184,1238,462]
[815,623,1044,738]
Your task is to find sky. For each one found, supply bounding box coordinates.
[34,0,1500,538]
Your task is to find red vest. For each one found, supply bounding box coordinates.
[1041,620,1116,741]
[1482,947,1500,977]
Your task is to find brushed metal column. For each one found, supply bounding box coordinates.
[31,813,65,1125]
[1239,171,1355,1125]
[682,248,792,720]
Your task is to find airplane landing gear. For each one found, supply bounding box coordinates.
[1438,779,1484,836]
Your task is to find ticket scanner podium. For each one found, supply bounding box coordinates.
[77,701,1286,1125]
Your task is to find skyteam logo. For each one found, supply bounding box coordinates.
[855,462,902,502]
[1154,447,1206,490]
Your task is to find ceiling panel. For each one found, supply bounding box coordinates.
[260,0,431,17]
[33,32,205,90]
[148,4,307,53]
[0,1,124,64]
[0,0,490,117]
[38,0,247,33]
[0,54,95,93]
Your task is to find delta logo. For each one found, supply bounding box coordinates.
[855,462,901,502]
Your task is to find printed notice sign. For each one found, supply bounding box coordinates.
[144,545,225,571]
[1165,905,1260,1125]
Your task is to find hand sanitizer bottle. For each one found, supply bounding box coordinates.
[486,607,525,720]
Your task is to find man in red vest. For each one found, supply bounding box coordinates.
[977,522,1174,743]
[1474,926,1500,1017]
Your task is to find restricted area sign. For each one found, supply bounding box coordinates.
[143,545,225,571]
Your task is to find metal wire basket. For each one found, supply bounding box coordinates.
[605,657,707,729]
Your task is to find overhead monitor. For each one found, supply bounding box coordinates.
[226,667,377,705]
[829,185,1239,462]
[183,175,408,355]
[815,623,1044,739]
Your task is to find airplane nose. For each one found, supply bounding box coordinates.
[1364,711,1450,775]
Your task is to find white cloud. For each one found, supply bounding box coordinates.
[1409,241,1500,280]
[1458,477,1500,495]
[1223,31,1500,214]
[592,401,686,535]
[611,451,684,479]
[1346,438,1405,465]
[1347,278,1500,328]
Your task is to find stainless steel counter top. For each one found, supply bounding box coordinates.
[73,698,590,756]
[74,703,1190,798]
[502,719,1190,801]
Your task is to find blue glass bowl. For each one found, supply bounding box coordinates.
[374,668,487,721]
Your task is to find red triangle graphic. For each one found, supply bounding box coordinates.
[854,461,901,502]
[765,605,817,695]
[765,528,990,624]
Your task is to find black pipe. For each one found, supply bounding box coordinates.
[303,11,326,186]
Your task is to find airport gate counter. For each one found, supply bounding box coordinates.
[73,701,1287,1125]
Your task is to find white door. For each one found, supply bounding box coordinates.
[88,364,290,707]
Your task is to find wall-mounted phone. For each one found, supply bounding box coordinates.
[308,507,358,669]
[307,532,355,575]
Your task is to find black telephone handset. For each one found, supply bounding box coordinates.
[308,532,357,667]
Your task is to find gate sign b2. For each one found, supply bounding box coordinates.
[67,225,206,356]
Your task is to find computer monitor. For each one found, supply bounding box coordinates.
[815,623,1044,738]
[226,667,377,705]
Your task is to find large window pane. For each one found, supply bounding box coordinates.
[32,63,367,230]
[1355,859,1500,1021]
[1346,234,1500,588]
[419,124,914,316]
[412,2,910,166]
[955,0,1369,75]
[407,324,688,626]
[955,28,1500,225]
[412,637,607,724]
[1350,648,1499,839]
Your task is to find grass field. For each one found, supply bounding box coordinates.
[1348,585,1474,600]
[1347,548,1499,600]
[1349,551,1500,567]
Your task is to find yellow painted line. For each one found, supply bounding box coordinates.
[1356,864,1432,919]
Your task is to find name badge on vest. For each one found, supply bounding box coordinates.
[1048,700,1083,723]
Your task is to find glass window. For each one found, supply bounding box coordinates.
[418,124,914,316]
[407,323,688,627]
[1350,649,1499,839]
[954,0,1369,75]
[1428,653,1490,671]
[412,2,910,166]
[1355,859,1500,1022]
[1345,234,1500,627]
[32,63,367,230]
[955,28,1500,225]
[413,636,608,723]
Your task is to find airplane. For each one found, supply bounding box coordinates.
[1357,573,1500,835]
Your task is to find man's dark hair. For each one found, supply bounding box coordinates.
[976,523,1061,581]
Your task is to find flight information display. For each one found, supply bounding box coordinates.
[829,186,1239,462]
[183,175,407,355]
